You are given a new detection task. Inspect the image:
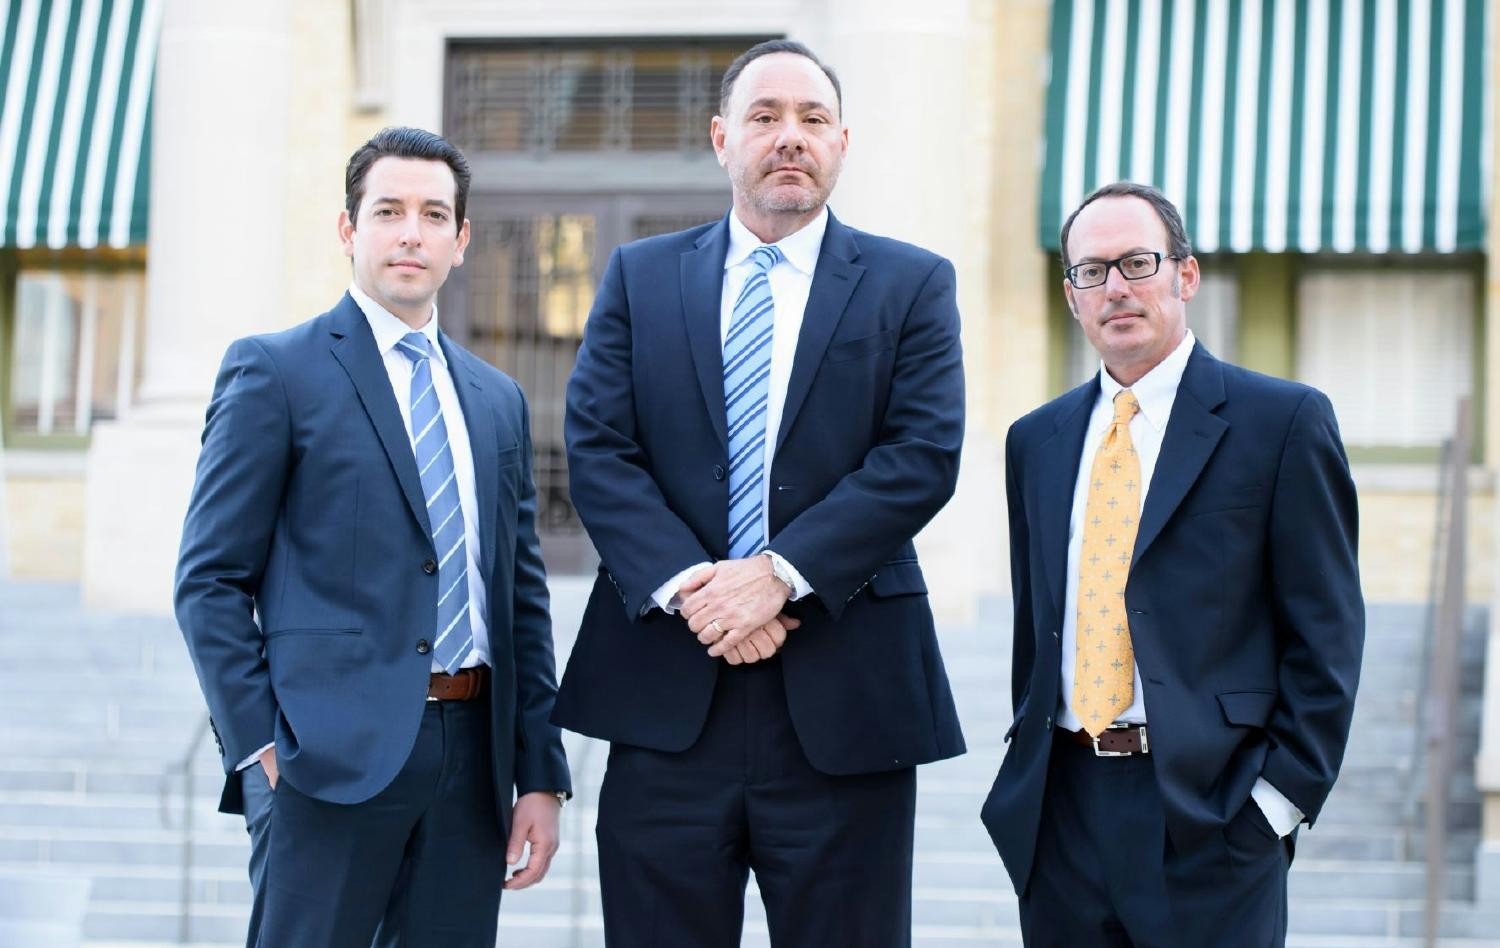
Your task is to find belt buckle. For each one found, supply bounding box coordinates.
[1091,722,1146,757]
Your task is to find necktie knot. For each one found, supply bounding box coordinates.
[1113,390,1140,427]
[396,332,432,365]
[749,245,783,274]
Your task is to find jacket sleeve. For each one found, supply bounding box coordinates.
[766,257,966,619]
[173,338,289,772]
[1260,389,1364,825]
[564,247,715,617]
[507,380,572,796]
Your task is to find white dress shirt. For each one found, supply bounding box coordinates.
[1057,329,1303,837]
[350,283,490,672]
[650,208,824,612]
[237,285,492,772]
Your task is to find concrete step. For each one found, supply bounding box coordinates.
[1287,861,1474,902]
[64,885,1500,945]
[2,580,1489,947]
[0,829,250,873]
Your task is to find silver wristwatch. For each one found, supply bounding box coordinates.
[761,550,795,593]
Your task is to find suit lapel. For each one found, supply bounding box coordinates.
[1131,344,1228,567]
[1037,381,1097,618]
[327,294,431,534]
[775,214,864,452]
[442,337,499,585]
[681,217,732,452]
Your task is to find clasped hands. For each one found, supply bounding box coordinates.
[678,556,798,664]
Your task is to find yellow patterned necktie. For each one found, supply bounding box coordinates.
[1071,390,1142,738]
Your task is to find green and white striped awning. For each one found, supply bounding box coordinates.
[1039,0,1488,254]
[0,0,160,249]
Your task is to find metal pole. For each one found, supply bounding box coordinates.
[1424,397,1471,948]
[569,739,596,948]
[160,714,209,943]
[180,762,194,944]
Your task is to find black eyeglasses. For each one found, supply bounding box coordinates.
[1065,251,1176,289]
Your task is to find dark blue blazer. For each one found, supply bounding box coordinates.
[175,293,570,823]
[552,211,967,775]
[982,343,1364,892]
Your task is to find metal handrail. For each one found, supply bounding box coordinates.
[1421,397,1472,948]
[1405,433,1456,857]
[158,712,211,944]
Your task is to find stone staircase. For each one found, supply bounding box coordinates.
[0,579,1494,946]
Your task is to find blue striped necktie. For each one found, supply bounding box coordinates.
[724,244,782,559]
[396,332,472,674]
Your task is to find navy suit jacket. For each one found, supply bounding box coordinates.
[552,211,967,775]
[982,343,1364,892]
[175,293,570,825]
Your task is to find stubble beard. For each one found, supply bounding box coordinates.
[736,159,842,217]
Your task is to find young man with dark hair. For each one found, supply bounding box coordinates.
[176,126,571,948]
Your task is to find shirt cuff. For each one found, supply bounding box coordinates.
[764,551,813,600]
[1250,776,1304,837]
[236,742,274,772]
[648,562,714,615]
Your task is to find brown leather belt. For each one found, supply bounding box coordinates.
[1060,723,1150,756]
[427,666,488,701]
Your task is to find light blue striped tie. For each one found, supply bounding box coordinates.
[724,245,782,560]
[396,333,472,674]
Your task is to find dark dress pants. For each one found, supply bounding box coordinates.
[1018,732,1290,948]
[240,698,507,948]
[596,657,917,948]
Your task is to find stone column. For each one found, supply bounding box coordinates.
[82,0,292,612]
[1476,0,1500,906]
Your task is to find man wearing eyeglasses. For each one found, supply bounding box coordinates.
[982,182,1363,946]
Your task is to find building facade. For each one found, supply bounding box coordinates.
[1,0,1498,899]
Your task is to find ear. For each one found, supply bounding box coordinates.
[338,209,356,259]
[1176,254,1201,302]
[710,115,729,168]
[451,217,471,268]
[1064,280,1079,317]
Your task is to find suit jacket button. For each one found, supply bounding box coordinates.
[713,465,725,481]
[422,559,438,575]
[416,639,431,655]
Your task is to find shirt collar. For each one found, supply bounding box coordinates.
[1097,329,1196,431]
[348,281,447,367]
[724,206,828,276]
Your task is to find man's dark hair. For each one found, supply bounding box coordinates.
[1058,181,1192,270]
[344,126,471,232]
[719,39,843,119]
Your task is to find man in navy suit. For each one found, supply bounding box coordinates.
[983,182,1364,946]
[553,39,966,947]
[175,127,571,948]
